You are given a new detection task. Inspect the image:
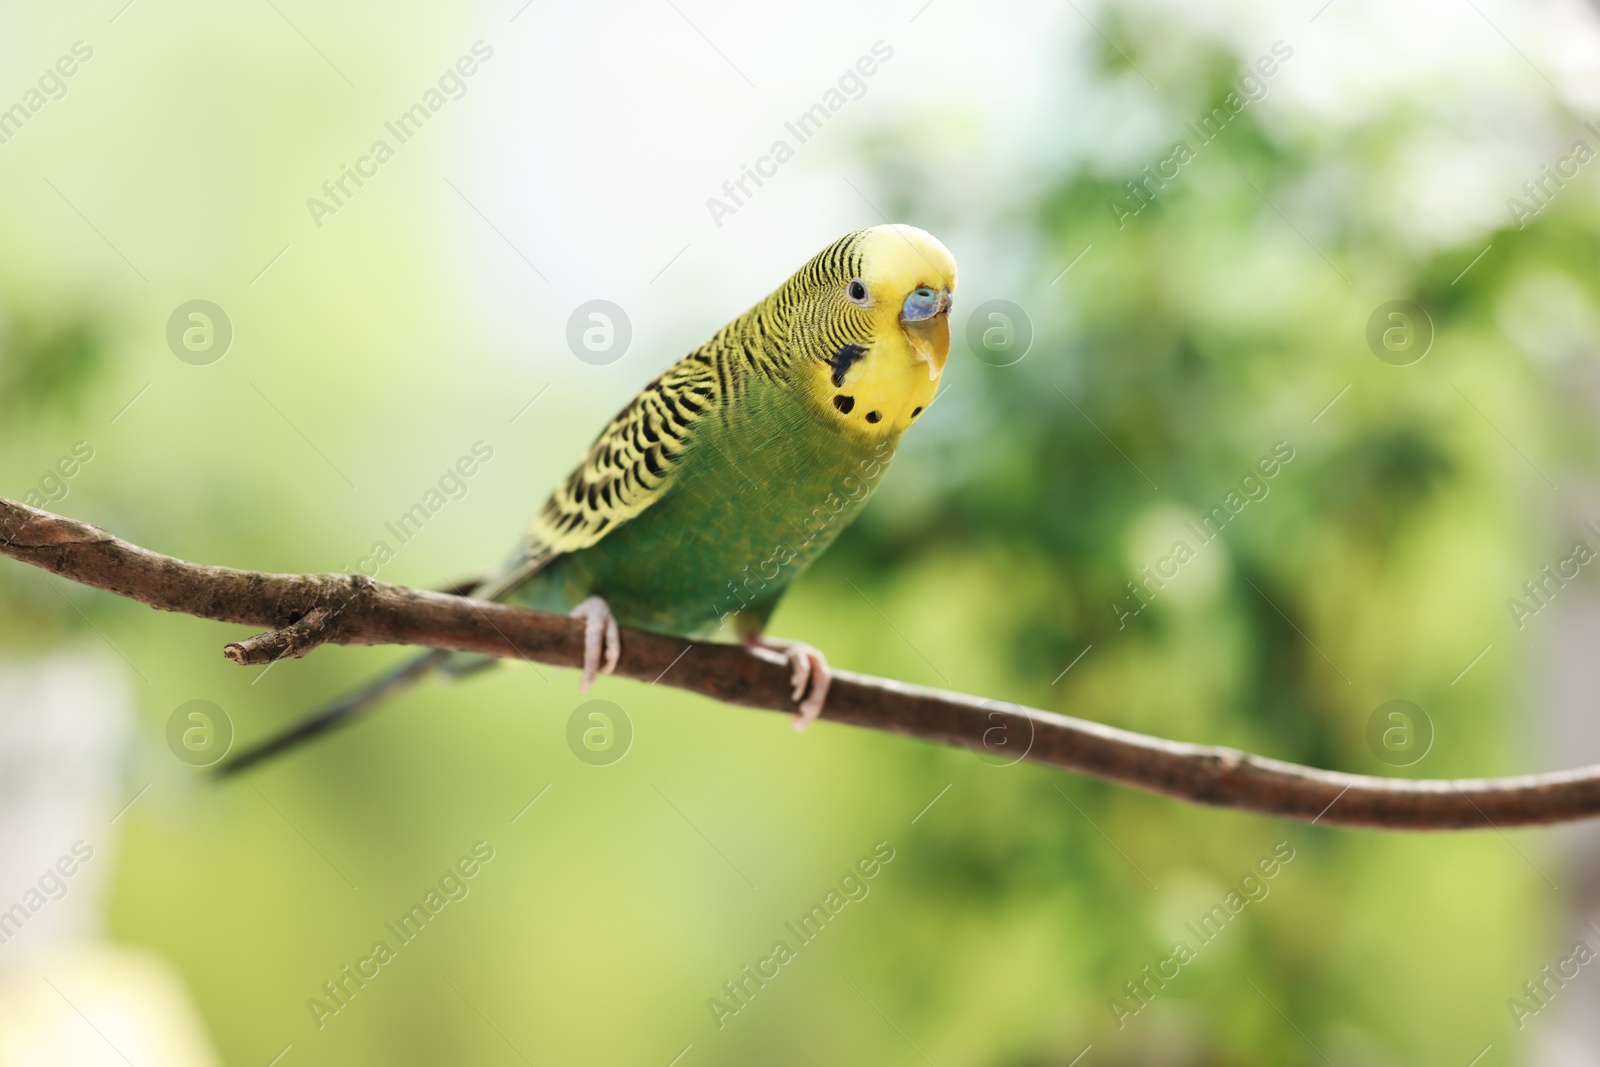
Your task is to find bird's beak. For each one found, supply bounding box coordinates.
[901,287,953,381]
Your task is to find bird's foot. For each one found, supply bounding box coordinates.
[570,596,621,692]
[742,636,832,731]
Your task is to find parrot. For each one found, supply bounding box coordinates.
[219,223,957,776]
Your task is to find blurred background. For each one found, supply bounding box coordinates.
[4,0,1600,1062]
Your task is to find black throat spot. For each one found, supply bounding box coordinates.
[828,343,868,387]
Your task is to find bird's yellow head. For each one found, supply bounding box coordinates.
[783,224,958,437]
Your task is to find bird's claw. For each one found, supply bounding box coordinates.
[570,595,621,691]
[744,637,831,731]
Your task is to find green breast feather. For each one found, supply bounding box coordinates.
[508,378,900,639]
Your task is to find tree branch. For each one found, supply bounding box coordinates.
[3,495,1593,830]
[223,606,338,665]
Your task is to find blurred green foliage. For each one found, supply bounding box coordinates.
[811,14,1596,1066]
[1,4,1596,1066]
[0,307,103,419]
[0,297,106,645]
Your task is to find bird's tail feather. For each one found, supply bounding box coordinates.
[215,649,450,779]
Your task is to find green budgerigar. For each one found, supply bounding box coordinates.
[223,224,957,775]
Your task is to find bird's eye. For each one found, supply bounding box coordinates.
[846,279,870,305]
